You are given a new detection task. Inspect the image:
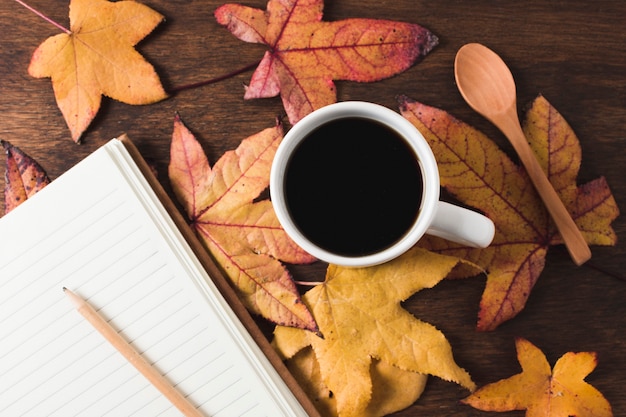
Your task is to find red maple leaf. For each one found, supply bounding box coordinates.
[215,0,438,124]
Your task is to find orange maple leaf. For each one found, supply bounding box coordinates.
[168,114,318,332]
[462,338,613,417]
[2,141,50,214]
[28,0,168,142]
[399,95,619,331]
[215,0,438,124]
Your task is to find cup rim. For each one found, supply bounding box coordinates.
[270,101,440,267]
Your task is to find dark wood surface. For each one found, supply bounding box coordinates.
[1,1,625,416]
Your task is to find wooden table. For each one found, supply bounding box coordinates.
[1,1,624,416]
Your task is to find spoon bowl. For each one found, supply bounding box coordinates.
[454,43,591,265]
[455,43,517,121]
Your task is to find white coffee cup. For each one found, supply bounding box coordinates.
[270,101,495,267]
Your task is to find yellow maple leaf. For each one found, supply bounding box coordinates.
[286,346,427,417]
[28,0,168,142]
[273,247,480,417]
[462,338,613,417]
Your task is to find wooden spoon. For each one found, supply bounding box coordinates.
[454,43,591,265]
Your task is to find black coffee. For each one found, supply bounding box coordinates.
[283,117,423,257]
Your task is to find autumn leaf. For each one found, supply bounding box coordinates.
[215,0,438,124]
[399,95,619,331]
[273,247,480,417]
[286,346,427,417]
[2,141,50,214]
[462,338,613,417]
[28,0,168,142]
[168,114,318,332]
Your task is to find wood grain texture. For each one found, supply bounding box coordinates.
[1,1,624,416]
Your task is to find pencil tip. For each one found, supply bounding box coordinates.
[62,286,67,292]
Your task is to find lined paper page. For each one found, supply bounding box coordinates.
[0,140,306,416]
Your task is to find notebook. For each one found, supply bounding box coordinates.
[0,137,319,417]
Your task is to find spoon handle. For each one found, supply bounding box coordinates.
[495,112,591,265]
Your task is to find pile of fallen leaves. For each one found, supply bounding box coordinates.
[4,0,620,416]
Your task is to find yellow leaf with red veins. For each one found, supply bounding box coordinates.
[168,115,318,332]
[462,338,613,417]
[273,247,479,417]
[399,95,619,331]
[215,0,438,124]
[2,141,50,214]
[28,0,168,142]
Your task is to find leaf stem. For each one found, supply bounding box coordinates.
[15,0,257,93]
[169,60,261,94]
[293,280,324,287]
[15,0,71,34]
[584,261,626,283]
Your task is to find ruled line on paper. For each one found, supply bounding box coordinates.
[98,375,166,417]
[0,221,144,334]
[0,188,118,276]
[238,400,263,417]
[142,316,206,363]
[214,382,247,413]
[23,346,128,417]
[0,189,122,297]
[0,218,153,369]
[45,304,201,417]
[97,270,180,335]
[0,201,135,332]
[1,202,159,414]
[0,233,146,377]
[163,333,216,381]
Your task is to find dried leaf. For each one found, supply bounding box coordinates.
[462,338,613,417]
[2,141,50,214]
[28,0,168,142]
[399,95,619,331]
[168,115,318,332]
[273,247,480,417]
[286,346,427,417]
[215,0,438,124]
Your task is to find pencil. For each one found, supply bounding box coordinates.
[63,287,204,417]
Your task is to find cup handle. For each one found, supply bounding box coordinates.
[426,201,495,248]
